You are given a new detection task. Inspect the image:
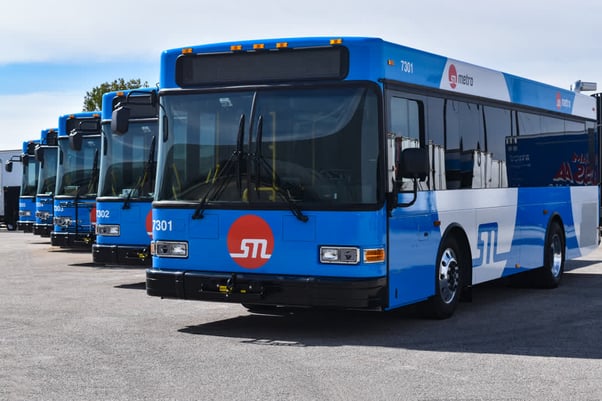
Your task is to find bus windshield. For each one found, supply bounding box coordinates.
[56,137,101,198]
[21,161,39,196]
[99,120,158,199]
[157,84,381,208]
[37,148,58,196]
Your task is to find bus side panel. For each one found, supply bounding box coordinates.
[569,186,599,257]
[387,192,440,309]
[511,186,598,271]
[435,188,520,285]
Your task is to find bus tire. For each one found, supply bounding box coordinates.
[424,235,465,319]
[533,221,565,289]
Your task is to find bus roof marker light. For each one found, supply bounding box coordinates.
[181,48,193,54]
[253,43,265,50]
[387,59,395,66]
[330,38,343,45]
[230,45,243,51]
[276,42,288,49]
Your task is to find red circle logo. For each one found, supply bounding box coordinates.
[555,92,562,109]
[90,206,96,224]
[227,215,274,269]
[448,64,457,89]
[145,210,153,238]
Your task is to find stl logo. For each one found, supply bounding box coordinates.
[448,64,458,89]
[145,210,153,238]
[227,215,274,269]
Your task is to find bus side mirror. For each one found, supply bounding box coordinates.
[35,146,44,163]
[5,160,12,172]
[389,144,428,209]
[398,147,428,181]
[69,130,82,151]
[111,106,131,135]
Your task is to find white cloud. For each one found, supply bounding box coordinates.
[0,92,84,149]
[1,0,602,152]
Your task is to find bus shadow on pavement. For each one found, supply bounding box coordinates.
[179,271,602,360]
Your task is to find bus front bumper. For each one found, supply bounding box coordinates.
[146,269,387,309]
[17,221,34,232]
[33,224,52,237]
[51,231,95,248]
[92,244,151,266]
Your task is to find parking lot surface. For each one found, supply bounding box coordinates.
[1,230,601,401]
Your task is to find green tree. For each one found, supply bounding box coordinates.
[83,78,150,111]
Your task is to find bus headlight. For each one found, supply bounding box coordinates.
[155,241,188,258]
[19,210,32,217]
[53,216,72,227]
[319,246,359,264]
[96,224,120,236]
[36,211,50,219]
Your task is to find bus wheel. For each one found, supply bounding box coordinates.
[533,221,565,288]
[424,236,464,319]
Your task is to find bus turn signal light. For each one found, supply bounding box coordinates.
[364,248,385,263]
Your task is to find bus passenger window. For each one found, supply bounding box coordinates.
[390,97,421,142]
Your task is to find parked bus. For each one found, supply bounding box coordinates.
[6,140,39,232]
[93,88,159,265]
[51,112,101,247]
[33,128,59,237]
[144,37,599,318]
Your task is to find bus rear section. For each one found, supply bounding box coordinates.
[146,37,599,318]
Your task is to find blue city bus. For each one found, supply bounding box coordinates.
[144,37,599,318]
[51,112,101,247]
[5,139,39,232]
[33,128,59,237]
[93,88,159,265]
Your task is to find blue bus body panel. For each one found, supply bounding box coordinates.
[95,200,152,246]
[152,208,387,279]
[161,37,595,119]
[18,196,36,225]
[386,186,598,309]
[34,194,54,235]
[53,197,96,236]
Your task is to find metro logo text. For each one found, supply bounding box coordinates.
[448,63,474,90]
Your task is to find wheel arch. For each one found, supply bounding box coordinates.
[546,213,566,247]
[439,223,473,287]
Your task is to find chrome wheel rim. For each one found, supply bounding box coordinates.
[438,247,460,304]
[549,233,563,278]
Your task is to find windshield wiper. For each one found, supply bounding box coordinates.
[123,136,156,210]
[192,114,245,220]
[79,148,99,198]
[253,115,308,223]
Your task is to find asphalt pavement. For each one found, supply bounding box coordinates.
[1,230,601,401]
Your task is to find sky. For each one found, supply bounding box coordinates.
[1,0,601,150]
